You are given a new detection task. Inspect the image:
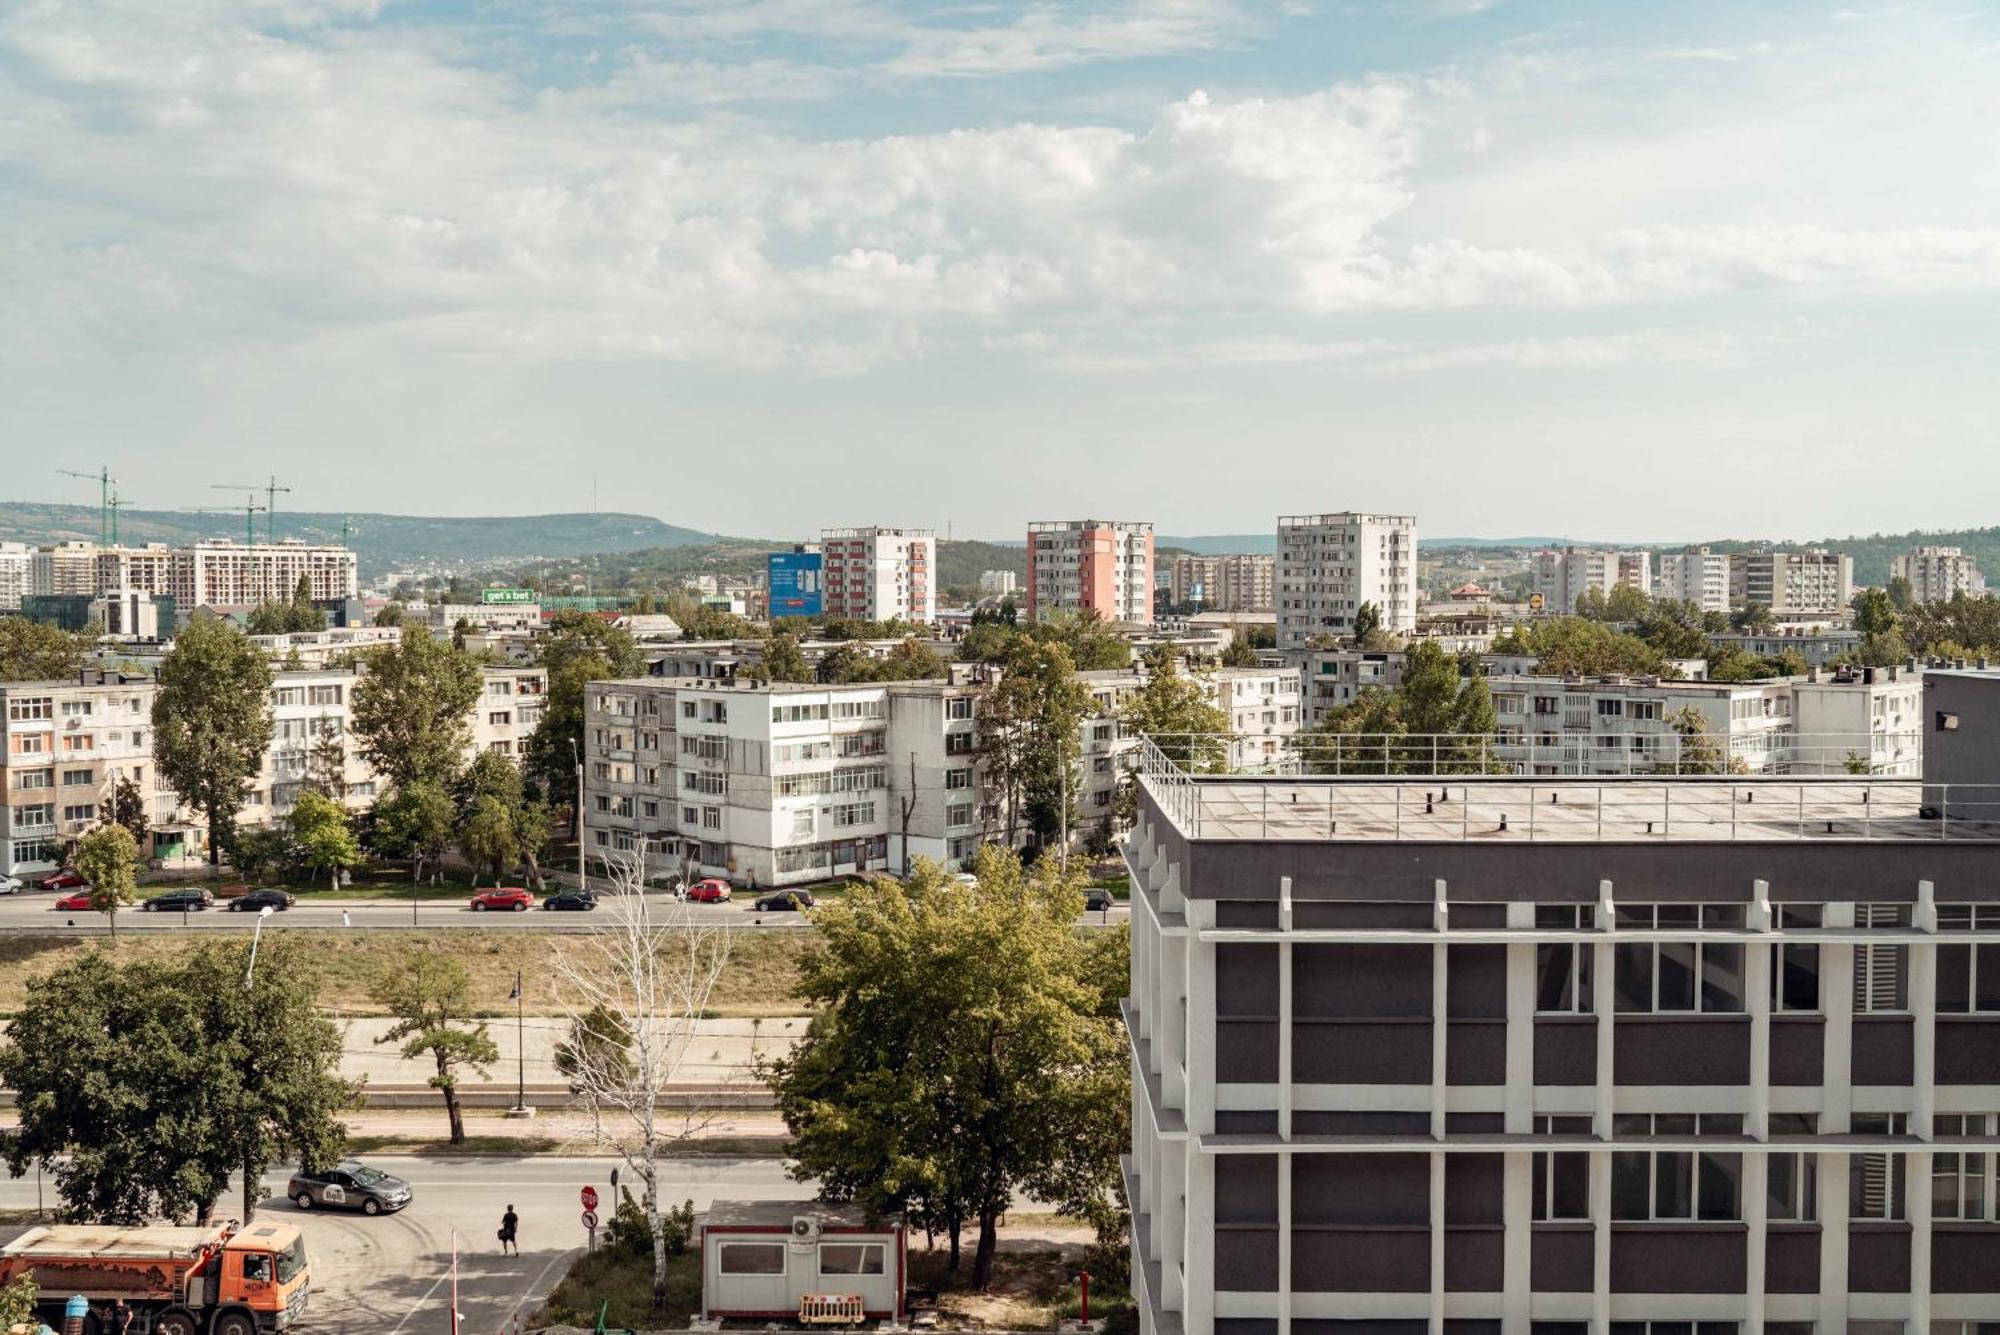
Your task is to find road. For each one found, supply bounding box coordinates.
[0,893,1129,935]
[0,1155,811,1335]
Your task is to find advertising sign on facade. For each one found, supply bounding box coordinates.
[481,588,535,605]
[768,551,823,618]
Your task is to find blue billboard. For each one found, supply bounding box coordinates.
[768,550,823,619]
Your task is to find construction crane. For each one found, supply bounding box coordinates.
[57,467,116,547]
[187,498,266,550]
[211,476,292,544]
[107,488,130,546]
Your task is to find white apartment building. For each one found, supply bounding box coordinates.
[31,542,102,597]
[820,528,934,624]
[1026,520,1155,625]
[1657,544,1732,613]
[247,626,408,667]
[0,543,32,611]
[1533,546,1654,614]
[79,540,358,608]
[1488,674,1795,775]
[1731,548,1854,617]
[582,663,1299,886]
[1276,512,1417,648]
[1162,554,1275,613]
[1893,546,1986,604]
[1791,662,1924,774]
[977,570,1019,598]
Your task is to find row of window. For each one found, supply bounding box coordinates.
[14,769,102,790]
[11,733,106,754]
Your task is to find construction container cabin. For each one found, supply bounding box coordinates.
[699,1201,904,1325]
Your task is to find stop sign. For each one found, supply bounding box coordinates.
[581,1185,599,1211]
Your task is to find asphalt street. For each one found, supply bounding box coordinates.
[0,893,1130,936]
[0,1155,811,1335]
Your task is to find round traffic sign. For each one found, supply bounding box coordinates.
[581,1209,599,1230]
[581,1185,599,1211]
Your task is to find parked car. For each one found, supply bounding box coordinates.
[686,878,733,903]
[144,888,214,912]
[1082,888,1116,913]
[288,1161,412,1216]
[951,873,979,888]
[0,875,25,895]
[753,889,816,913]
[229,888,296,912]
[470,887,534,912]
[53,890,96,912]
[41,871,88,892]
[543,890,598,912]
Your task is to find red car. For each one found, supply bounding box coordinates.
[470,887,534,912]
[686,878,733,903]
[42,871,88,892]
[54,890,96,912]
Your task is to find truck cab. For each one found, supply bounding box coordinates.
[215,1223,311,1333]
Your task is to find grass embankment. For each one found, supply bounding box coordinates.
[0,930,811,1018]
[536,1248,702,1329]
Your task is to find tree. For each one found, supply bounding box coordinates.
[1663,705,1728,775]
[457,795,520,887]
[73,823,139,938]
[99,774,150,846]
[759,632,813,684]
[1219,636,1258,667]
[1119,647,1230,772]
[350,626,484,791]
[152,616,274,867]
[304,715,347,798]
[0,939,351,1225]
[1635,597,1711,660]
[876,638,948,682]
[978,639,1090,850]
[454,750,551,887]
[1886,574,1916,612]
[1491,616,1671,678]
[372,781,455,884]
[525,612,645,801]
[555,855,734,1305]
[768,847,1125,1289]
[0,618,94,681]
[1731,602,1777,634]
[230,825,295,882]
[1294,641,1504,774]
[1352,601,1383,646]
[371,952,497,1144]
[1852,587,1900,639]
[1024,610,1129,671]
[374,602,406,627]
[1604,583,1651,622]
[0,1273,38,1333]
[289,791,360,889]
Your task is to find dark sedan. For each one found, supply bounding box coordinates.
[230,889,296,912]
[144,888,214,912]
[753,890,816,912]
[1083,888,1116,913]
[543,891,598,912]
[288,1161,412,1215]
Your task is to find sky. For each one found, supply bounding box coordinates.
[2,0,1998,544]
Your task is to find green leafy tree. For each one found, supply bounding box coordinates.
[1491,616,1671,678]
[350,626,484,791]
[876,638,948,681]
[768,847,1126,1288]
[1604,582,1652,622]
[1846,587,1911,666]
[371,952,497,1143]
[0,618,95,681]
[525,612,646,800]
[1352,601,1384,646]
[304,715,348,798]
[152,615,274,867]
[1219,636,1258,667]
[371,781,455,884]
[230,825,295,882]
[0,939,351,1224]
[455,750,550,887]
[99,774,150,847]
[0,1273,38,1333]
[73,823,139,938]
[1635,597,1712,660]
[553,1004,636,1094]
[1886,574,1916,612]
[1906,593,2000,656]
[374,602,406,627]
[1296,641,1504,774]
[759,632,814,683]
[1731,602,1777,634]
[959,620,1018,664]
[978,639,1091,849]
[1663,705,1729,775]
[458,794,521,887]
[289,791,361,888]
[1120,647,1230,772]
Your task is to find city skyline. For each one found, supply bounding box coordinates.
[4,2,1997,538]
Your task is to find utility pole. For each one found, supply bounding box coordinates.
[571,737,588,892]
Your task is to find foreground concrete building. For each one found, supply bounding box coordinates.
[1123,670,2000,1335]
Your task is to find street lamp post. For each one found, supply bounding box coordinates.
[240,904,276,1220]
[243,905,276,990]
[506,969,530,1117]
[570,737,588,893]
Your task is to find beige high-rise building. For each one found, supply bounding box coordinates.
[1892,546,1985,604]
[30,542,102,596]
[1163,553,1275,612]
[1277,512,1417,647]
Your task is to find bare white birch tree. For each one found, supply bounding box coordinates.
[552,849,735,1304]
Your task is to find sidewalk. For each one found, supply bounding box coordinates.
[335,1015,804,1088]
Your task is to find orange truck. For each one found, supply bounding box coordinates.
[0,1222,310,1335]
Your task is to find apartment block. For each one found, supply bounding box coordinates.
[820,528,935,624]
[1028,520,1156,625]
[1165,555,1277,614]
[1,674,182,877]
[1791,665,1925,775]
[1658,547,1732,615]
[979,571,1020,598]
[0,543,31,611]
[1731,551,1855,618]
[1278,513,1418,649]
[1123,678,2000,1335]
[76,540,359,608]
[1535,549,1654,615]
[1892,548,1985,605]
[31,542,102,597]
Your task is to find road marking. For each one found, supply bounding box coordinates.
[384,1267,455,1335]
[497,1246,579,1335]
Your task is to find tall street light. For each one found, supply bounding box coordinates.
[243,905,276,990]
[570,736,587,892]
[506,969,529,1117]
[240,904,276,1220]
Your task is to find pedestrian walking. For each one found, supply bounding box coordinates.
[499,1204,519,1256]
[110,1299,133,1335]
[341,909,351,928]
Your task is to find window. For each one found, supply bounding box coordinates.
[488,680,511,698]
[682,806,700,825]
[818,1243,885,1275]
[832,802,875,828]
[1613,905,1745,1013]
[1775,905,1823,1012]
[1854,904,1910,1014]
[61,804,95,823]
[1537,942,1592,1013]
[1768,1114,1819,1221]
[15,770,51,790]
[11,803,54,828]
[1611,1324,1737,1335]
[718,1242,785,1275]
[8,697,52,721]
[683,772,724,796]
[1933,1116,1998,1222]
[13,735,45,755]
[1850,1113,1908,1221]
[945,698,973,721]
[60,700,94,718]
[1938,907,2000,1013]
[1596,699,1624,717]
[10,837,58,865]
[1630,701,1662,722]
[1533,1115,1591,1221]
[773,703,829,724]
[681,700,696,720]
[489,711,512,726]
[704,807,722,830]
[945,733,974,756]
[273,687,305,707]
[308,684,342,706]
[946,803,974,830]
[61,735,94,753]
[945,768,972,790]
[642,800,659,819]
[1610,1114,1742,1221]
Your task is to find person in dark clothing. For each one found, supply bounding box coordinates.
[499,1205,519,1255]
[110,1300,133,1335]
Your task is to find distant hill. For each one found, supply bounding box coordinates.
[937,539,1027,592]
[0,503,715,576]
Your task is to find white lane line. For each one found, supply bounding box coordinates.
[378,1263,450,1335]
[497,1247,579,1335]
